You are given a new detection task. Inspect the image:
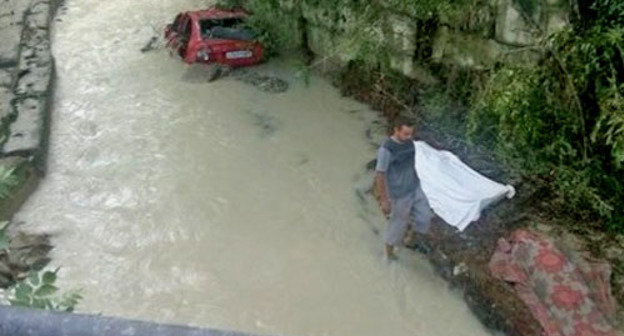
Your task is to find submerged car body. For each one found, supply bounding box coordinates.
[165,7,263,67]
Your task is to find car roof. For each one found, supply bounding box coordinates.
[186,7,248,20]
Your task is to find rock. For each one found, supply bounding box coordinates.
[15,62,53,96]
[387,14,418,77]
[140,36,158,53]
[0,259,13,278]
[15,29,53,96]
[0,69,13,87]
[0,87,14,122]
[0,273,11,288]
[0,0,37,67]
[0,25,21,68]
[3,97,50,160]
[430,249,454,280]
[305,25,336,59]
[0,227,53,287]
[432,27,503,69]
[453,262,469,276]
[233,70,289,94]
[495,0,539,46]
[7,231,52,271]
[27,2,51,30]
[9,232,50,250]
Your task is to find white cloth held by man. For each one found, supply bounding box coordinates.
[413,140,515,231]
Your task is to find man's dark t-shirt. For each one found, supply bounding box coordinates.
[375,137,419,199]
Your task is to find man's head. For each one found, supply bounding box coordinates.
[391,117,415,142]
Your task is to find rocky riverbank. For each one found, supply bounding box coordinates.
[0,0,62,286]
[341,61,624,335]
[254,0,624,332]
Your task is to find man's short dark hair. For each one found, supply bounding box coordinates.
[392,116,415,130]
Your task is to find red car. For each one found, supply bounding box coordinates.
[165,7,263,66]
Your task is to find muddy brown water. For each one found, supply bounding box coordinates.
[15,1,495,335]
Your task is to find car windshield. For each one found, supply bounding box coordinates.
[200,18,244,34]
[199,17,256,41]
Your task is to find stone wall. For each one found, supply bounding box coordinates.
[0,0,60,286]
[292,0,571,75]
[0,0,61,175]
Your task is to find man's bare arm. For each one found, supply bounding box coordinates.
[374,172,391,216]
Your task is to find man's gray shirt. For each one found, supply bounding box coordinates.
[375,137,419,199]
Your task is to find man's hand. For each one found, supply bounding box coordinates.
[380,198,391,218]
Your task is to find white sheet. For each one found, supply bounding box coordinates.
[414,141,515,231]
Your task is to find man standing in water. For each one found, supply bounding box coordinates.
[375,117,433,260]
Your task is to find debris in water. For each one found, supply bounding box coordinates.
[247,109,281,137]
[181,65,289,93]
[233,69,289,94]
[140,36,159,53]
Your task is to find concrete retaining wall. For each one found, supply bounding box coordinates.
[291,0,571,76]
[0,0,61,288]
[0,0,61,174]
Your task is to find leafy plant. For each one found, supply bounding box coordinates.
[7,269,82,312]
[0,167,18,200]
[466,6,624,230]
[0,221,9,250]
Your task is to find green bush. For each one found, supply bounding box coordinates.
[6,269,82,312]
[0,166,18,200]
[467,1,624,230]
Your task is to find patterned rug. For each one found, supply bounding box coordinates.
[489,229,617,336]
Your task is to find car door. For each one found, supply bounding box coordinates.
[165,14,181,42]
[178,16,192,59]
[167,14,184,54]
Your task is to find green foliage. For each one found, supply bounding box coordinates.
[513,0,538,18]
[468,67,574,174]
[217,0,302,57]
[0,167,18,200]
[467,5,624,230]
[7,268,82,312]
[420,87,466,136]
[215,0,245,8]
[247,1,302,57]
[0,221,9,250]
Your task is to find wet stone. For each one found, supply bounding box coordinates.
[27,2,51,30]
[3,97,47,155]
[15,62,52,96]
[0,229,52,288]
[0,25,21,68]
[233,70,289,93]
[0,68,13,87]
[0,87,14,121]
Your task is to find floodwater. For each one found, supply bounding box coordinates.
[15,1,494,335]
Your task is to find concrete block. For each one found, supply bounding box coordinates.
[0,87,14,121]
[3,97,48,158]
